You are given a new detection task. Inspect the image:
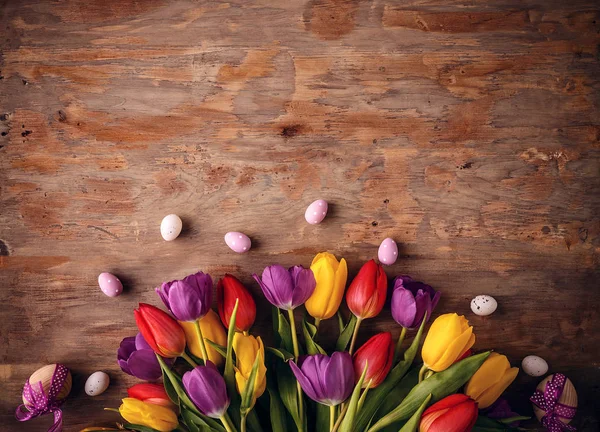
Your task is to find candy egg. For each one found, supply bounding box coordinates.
[470,295,498,316]
[305,199,328,225]
[85,371,110,396]
[522,355,549,377]
[378,237,398,265]
[98,272,123,297]
[23,364,72,406]
[225,232,251,253]
[533,374,577,426]
[160,214,183,241]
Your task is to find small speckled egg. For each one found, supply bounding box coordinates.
[470,295,498,316]
[225,232,251,253]
[305,199,328,225]
[378,238,398,265]
[85,371,110,396]
[98,272,123,297]
[522,355,549,377]
[160,214,183,241]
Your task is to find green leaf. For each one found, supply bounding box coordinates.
[181,405,225,432]
[276,360,303,431]
[335,313,357,351]
[273,307,294,353]
[375,367,419,430]
[353,315,427,432]
[302,318,326,355]
[339,362,369,432]
[157,355,203,418]
[337,311,345,334]
[367,352,491,432]
[473,416,526,432]
[241,353,262,413]
[315,402,331,432]
[161,365,179,405]
[224,299,239,397]
[397,394,431,432]
[205,339,227,358]
[267,381,289,432]
[266,347,295,362]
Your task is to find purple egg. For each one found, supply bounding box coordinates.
[305,199,328,225]
[378,238,398,265]
[98,272,123,297]
[225,232,251,253]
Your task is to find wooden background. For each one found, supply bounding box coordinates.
[1,0,599,430]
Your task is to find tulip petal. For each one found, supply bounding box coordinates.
[118,337,136,360]
[182,363,229,418]
[168,281,205,322]
[135,333,152,351]
[391,287,417,328]
[428,399,478,432]
[259,265,294,309]
[128,383,169,401]
[324,352,354,405]
[307,257,336,318]
[290,359,320,403]
[430,326,475,372]
[475,366,519,409]
[464,353,508,400]
[127,350,163,381]
[290,266,316,309]
[412,289,431,330]
[423,394,470,415]
[422,313,463,368]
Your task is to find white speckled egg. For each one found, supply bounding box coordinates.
[225,232,251,253]
[378,238,398,265]
[160,214,182,241]
[85,371,110,396]
[470,295,498,316]
[522,355,549,377]
[305,199,328,225]
[98,272,123,297]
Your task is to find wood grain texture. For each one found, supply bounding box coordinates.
[1,0,599,430]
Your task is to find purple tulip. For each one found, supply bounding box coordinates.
[253,264,316,310]
[117,333,164,381]
[290,352,354,406]
[156,271,213,322]
[391,276,440,330]
[486,398,522,427]
[182,361,230,418]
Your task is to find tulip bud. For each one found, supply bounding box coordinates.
[305,252,348,320]
[346,259,387,319]
[253,264,316,310]
[419,394,478,432]
[119,398,178,432]
[183,362,230,419]
[127,383,176,409]
[353,332,394,388]
[464,352,519,409]
[233,333,267,407]
[134,303,186,358]
[117,333,165,381]
[217,274,256,332]
[156,271,213,322]
[179,310,227,367]
[422,313,475,372]
[391,276,440,330]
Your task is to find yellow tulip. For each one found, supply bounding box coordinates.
[464,352,519,409]
[233,332,267,407]
[305,252,348,320]
[422,313,476,372]
[119,398,178,432]
[179,310,227,366]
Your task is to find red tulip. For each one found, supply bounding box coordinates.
[128,383,175,409]
[134,303,186,358]
[353,332,394,388]
[419,394,478,432]
[217,274,256,332]
[346,260,387,319]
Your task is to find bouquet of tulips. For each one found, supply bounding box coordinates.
[87,252,526,432]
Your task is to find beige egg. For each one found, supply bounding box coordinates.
[23,364,72,406]
[85,371,110,396]
[533,374,577,426]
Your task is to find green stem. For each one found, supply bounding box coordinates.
[418,363,428,383]
[329,405,335,431]
[220,415,235,432]
[315,318,321,331]
[181,351,199,368]
[393,327,407,363]
[287,309,304,431]
[424,370,434,380]
[103,407,119,413]
[193,319,209,363]
[331,403,349,432]
[156,354,201,416]
[240,412,247,432]
[348,317,363,355]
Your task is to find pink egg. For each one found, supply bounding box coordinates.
[378,238,398,265]
[225,232,251,253]
[98,272,123,297]
[305,199,328,225]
